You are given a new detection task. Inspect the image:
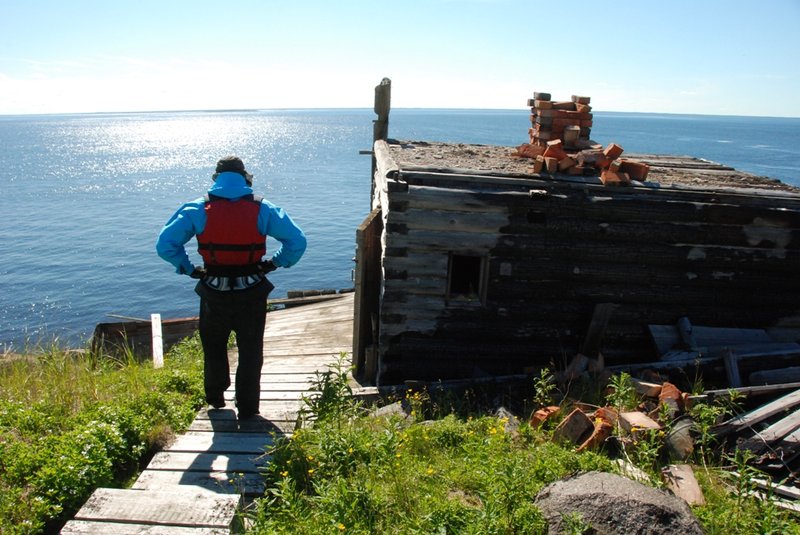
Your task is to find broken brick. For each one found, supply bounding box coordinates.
[577,417,614,452]
[558,156,577,171]
[619,411,662,433]
[600,170,631,186]
[545,156,558,173]
[603,143,624,160]
[533,91,551,101]
[553,408,595,445]
[572,95,591,104]
[514,143,545,159]
[619,159,650,181]
[532,155,545,173]
[530,405,560,429]
[543,140,568,161]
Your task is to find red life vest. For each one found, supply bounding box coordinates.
[197,194,266,273]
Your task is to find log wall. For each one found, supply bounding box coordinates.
[371,141,800,384]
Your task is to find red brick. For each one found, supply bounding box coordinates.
[553,408,594,445]
[619,159,650,181]
[603,143,624,160]
[571,95,591,104]
[575,103,592,113]
[568,165,586,175]
[600,170,631,186]
[552,101,577,110]
[552,118,580,129]
[529,405,559,428]
[545,156,558,173]
[534,99,553,110]
[558,156,577,171]
[577,418,613,452]
[543,140,568,161]
[532,155,545,173]
[514,143,545,159]
[608,160,622,172]
[533,91,551,101]
[580,119,593,128]
[619,411,661,432]
[576,149,605,166]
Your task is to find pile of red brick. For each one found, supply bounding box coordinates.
[528,92,594,148]
[513,92,650,186]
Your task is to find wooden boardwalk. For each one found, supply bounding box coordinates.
[62,292,355,534]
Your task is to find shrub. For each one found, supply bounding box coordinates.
[0,333,204,533]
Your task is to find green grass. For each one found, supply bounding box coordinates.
[246,363,800,534]
[0,335,205,534]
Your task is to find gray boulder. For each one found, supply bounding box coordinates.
[535,471,704,534]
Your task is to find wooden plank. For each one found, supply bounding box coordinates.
[189,418,294,434]
[750,367,800,386]
[167,432,273,454]
[729,471,800,501]
[132,469,264,496]
[62,520,229,534]
[739,408,800,454]
[714,388,800,435]
[649,324,775,356]
[72,488,240,529]
[146,451,269,472]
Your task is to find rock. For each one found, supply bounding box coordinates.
[535,471,705,534]
[664,416,695,461]
[371,401,409,419]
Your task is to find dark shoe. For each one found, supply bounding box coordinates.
[237,410,260,420]
[207,396,226,409]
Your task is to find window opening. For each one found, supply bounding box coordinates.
[447,254,486,304]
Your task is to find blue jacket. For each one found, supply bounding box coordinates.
[156,172,307,275]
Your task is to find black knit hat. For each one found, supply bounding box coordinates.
[214,155,253,185]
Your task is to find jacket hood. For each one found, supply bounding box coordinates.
[208,171,254,199]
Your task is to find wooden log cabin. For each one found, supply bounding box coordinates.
[352,80,800,385]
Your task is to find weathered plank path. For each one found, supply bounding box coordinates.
[62,292,355,534]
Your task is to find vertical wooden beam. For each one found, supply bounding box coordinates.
[581,303,618,358]
[151,313,163,368]
[352,208,383,384]
[373,77,391,142]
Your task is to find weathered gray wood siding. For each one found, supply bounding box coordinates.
[372,142,800,383]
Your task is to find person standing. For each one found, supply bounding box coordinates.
[156,156,306,419]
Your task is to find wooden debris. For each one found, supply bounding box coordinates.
[712,388,800,436]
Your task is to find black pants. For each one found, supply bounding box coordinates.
[196,279,272,415]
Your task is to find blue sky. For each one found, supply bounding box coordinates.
[1,0,798,116]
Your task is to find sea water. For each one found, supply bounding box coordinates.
[1,109,798,350]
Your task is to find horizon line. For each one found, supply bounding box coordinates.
[1,107,798,121]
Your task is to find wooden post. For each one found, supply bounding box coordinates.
[151,313,164,368]
[723,348,742,388]
[373,77,391,142]
[580,303,618,358]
